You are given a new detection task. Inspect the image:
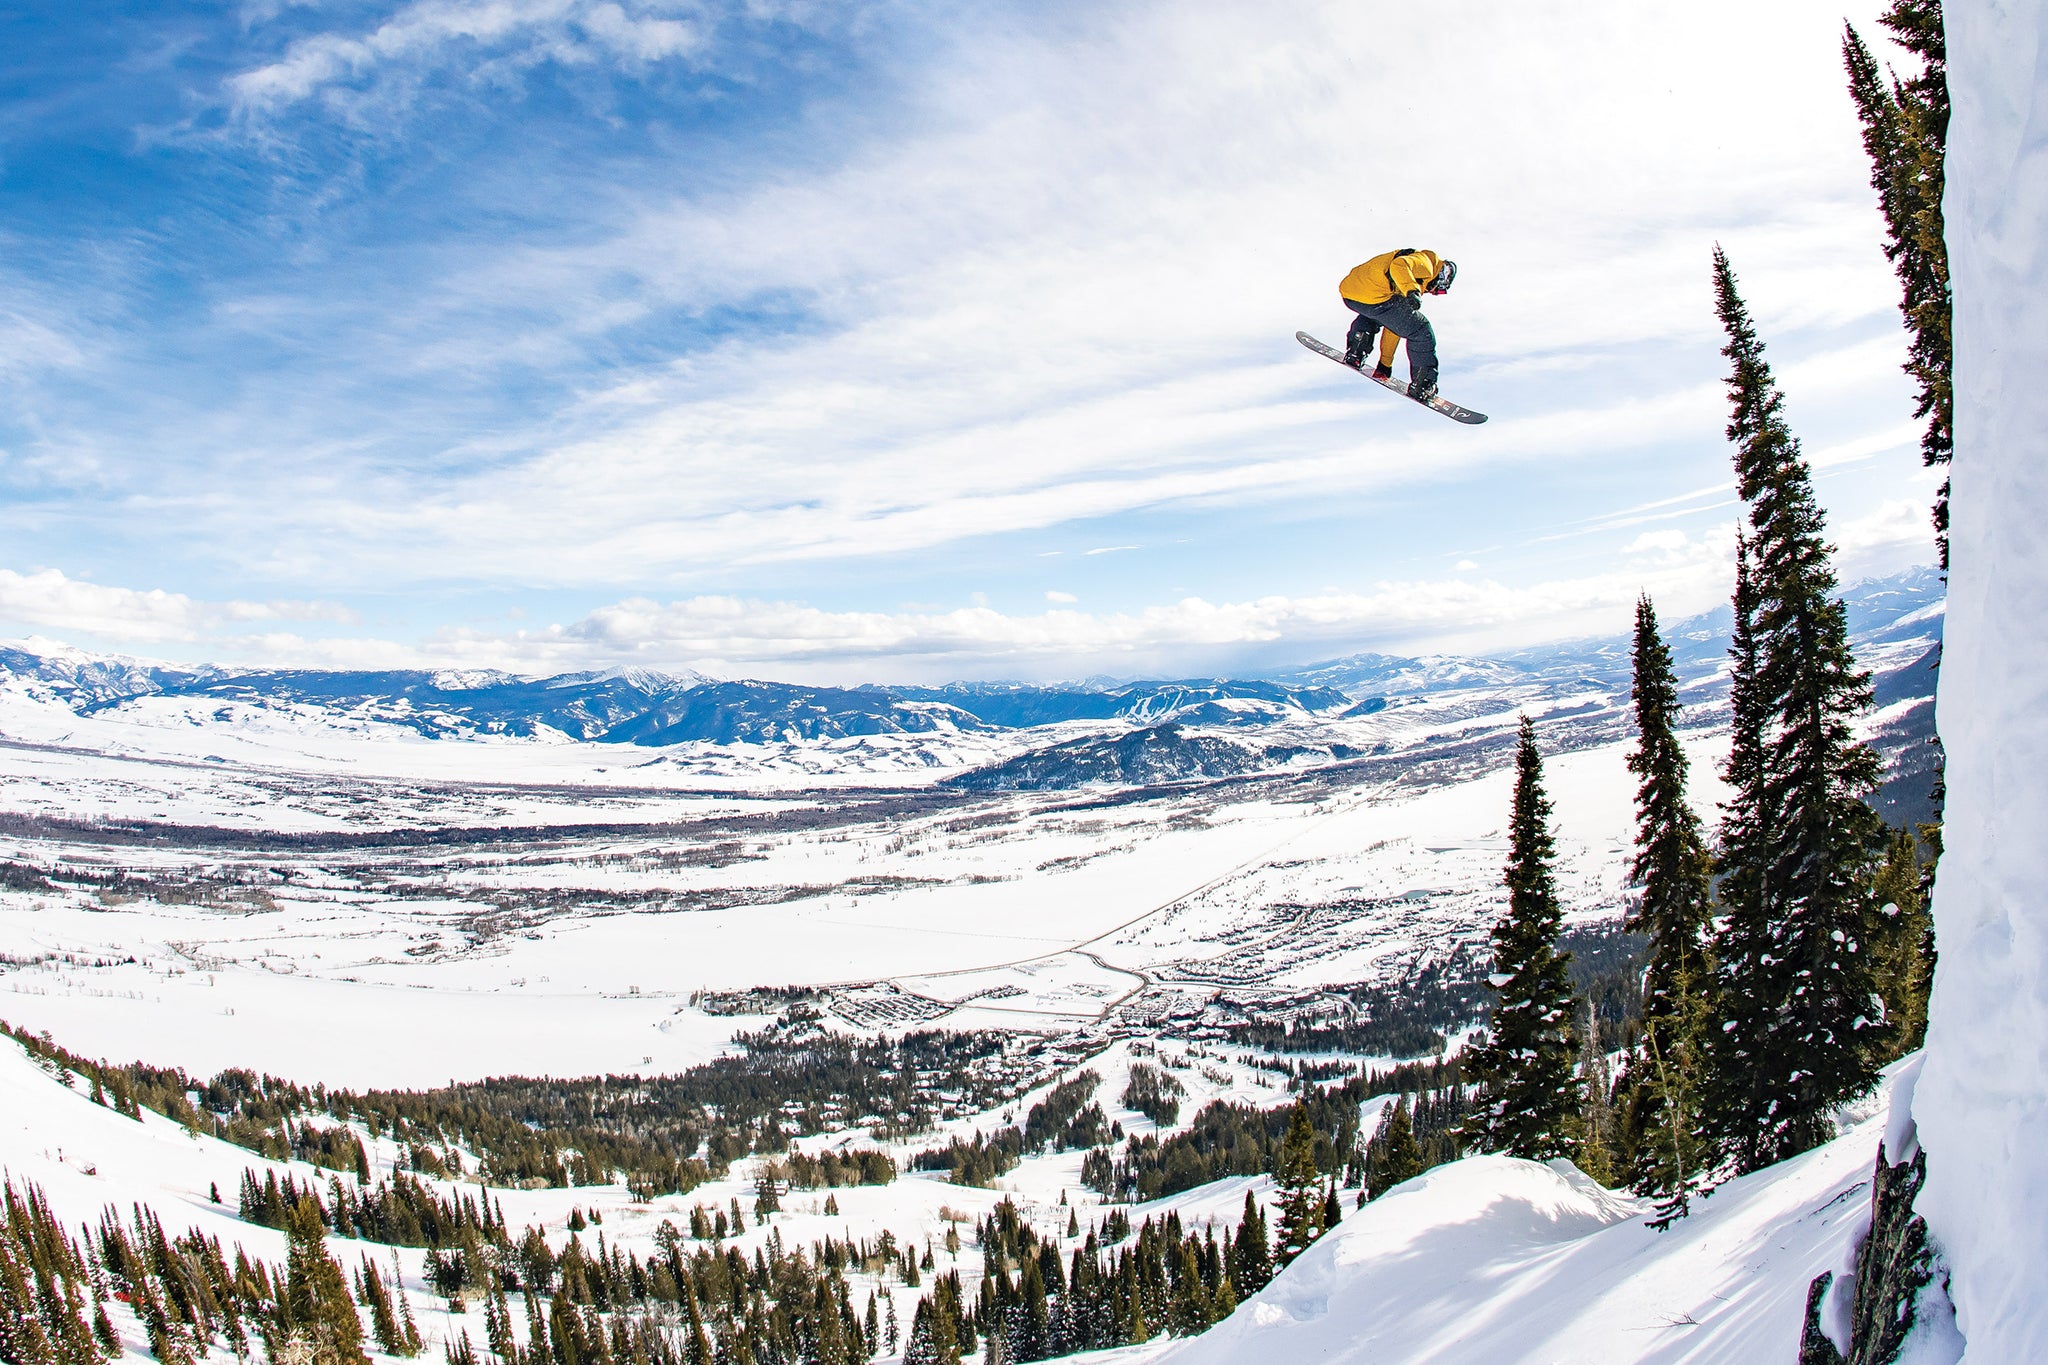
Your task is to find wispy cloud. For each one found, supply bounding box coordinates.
[370,530,1750,679]
[0,568,355,643]
[226,0,722,123]
[4,480,1938,679]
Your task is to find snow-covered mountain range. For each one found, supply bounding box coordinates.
[0,568,1943,786]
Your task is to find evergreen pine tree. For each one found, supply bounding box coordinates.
[395,1264,422,1356]
[0,1240,59,1365]
[1869,826,1937,1061]
[283,1198,367,1365]
[358,1257,405,1357]
[1633,962,1713,1228]
[1843,3,1951,563]
[1269,1106,1324,1267]
[523,1286,550,1364]
[1625,595,1714,1019]
[1228,1193,1270,1294]
[1460,717,1579,1159]
[1711,528,1771,1002]
[1704,251,1887,1174]
[1211,1270,1238,1320]
[1369,1097,1424,1197]
[1573,1011,1618,1187]
[1168,1243,1209,1336]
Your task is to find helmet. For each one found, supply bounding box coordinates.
[1427,259,1457,295]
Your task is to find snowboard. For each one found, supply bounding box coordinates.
[1295,331,1488,424]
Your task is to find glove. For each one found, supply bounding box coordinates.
[1401,291,1424,312]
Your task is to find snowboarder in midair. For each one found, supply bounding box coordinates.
[1338,248,1457,403]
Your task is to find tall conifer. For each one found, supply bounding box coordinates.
[1368,1098,1424,1196]
[1460,717,1578,1160]
[283,1197,368,1365]
[1625,595,1713,1019]
[1229,1192,1271,1294]
[1704,252,1885,1173]
[1868,827,1937,1062]
[1843,3,1950,562]
[1269,1105,1324,1267]
[1632,964,1713,1227]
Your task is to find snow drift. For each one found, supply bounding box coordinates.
[1153,1089,1898,1365]
[1912,3,2048,1359]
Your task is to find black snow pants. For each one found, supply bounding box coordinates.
[1344,297,1438,386]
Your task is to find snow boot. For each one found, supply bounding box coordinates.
[1409,374,1439,404]
[1372,362,1393,380]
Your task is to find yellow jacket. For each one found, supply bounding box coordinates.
[1341,249,1443,367]
[1340,249,1443,305]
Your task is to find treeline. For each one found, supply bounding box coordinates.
[1224,944,1493,1058]
[239,1167,509,1250]
[934,1197,1272,1362]
[1071,1052,1470,1216]
[912,1131,1027,1188]
[767,1149,898,1190]
[1080,1076,1363,1205]
[0,1173,394,1365]
[442,1219,938,1365]
[0,1012,1012,1199]
[1021,1071,1107,1151]
[1224,928,1645,1061]
[1119,1063,1184,1127]
[912,1069,1121,1188]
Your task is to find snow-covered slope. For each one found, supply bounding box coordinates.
[1913,6,2048,1360]
[1132,1074,1906,1365]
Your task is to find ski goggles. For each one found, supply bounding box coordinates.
[1427,260,1457,295]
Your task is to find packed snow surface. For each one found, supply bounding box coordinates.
[1914,4,2048,1360]
[1142,1082,1911,1364]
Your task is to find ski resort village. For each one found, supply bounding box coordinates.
[0,2,2042,1363]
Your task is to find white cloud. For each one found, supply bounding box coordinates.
[399,548,1752,680]
[1044,590,1077,603]
[227,0,714,119]
[1455,559,1479,571]
[1623,528,1698,567]
[0,568,355,643]
[1625,529,1689,554]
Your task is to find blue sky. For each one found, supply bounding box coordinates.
[0,0,1938,683]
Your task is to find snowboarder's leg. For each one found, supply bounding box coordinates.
[1342,301,1378,368]
[1399,315,1438,396]
[1357,300,1438,390]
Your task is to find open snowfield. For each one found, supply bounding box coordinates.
[0,699,1719,1085]
[0,582,1934,1088]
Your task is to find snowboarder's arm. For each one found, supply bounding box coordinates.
[1386,253,1425,297]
